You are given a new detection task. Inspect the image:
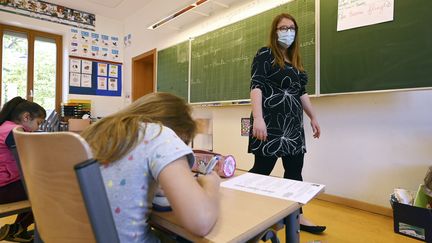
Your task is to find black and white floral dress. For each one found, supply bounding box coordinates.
[248,47,307,157]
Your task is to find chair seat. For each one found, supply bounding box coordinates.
[0,200,31,218]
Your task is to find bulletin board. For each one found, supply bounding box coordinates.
[69,57,122,96]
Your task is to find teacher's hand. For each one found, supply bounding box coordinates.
[253,117,267,141]
[310,119,321,139]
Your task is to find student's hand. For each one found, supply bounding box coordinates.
[310,119,321,139]
[160,157,219,236]
[196,171,221,190]
[253,117,267,141]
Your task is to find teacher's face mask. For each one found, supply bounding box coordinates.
[277,30,296,48]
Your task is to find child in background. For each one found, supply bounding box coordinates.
[81,92,220,242]
[0,96,46,242]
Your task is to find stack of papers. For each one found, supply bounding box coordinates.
[221,173,325,204]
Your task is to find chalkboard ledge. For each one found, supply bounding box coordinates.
[190,100,251,107]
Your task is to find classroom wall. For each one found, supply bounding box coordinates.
[0,10,125,117]
[123,0,432,208]
[198,90,432,208]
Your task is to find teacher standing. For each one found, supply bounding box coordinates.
[248,13,325,234]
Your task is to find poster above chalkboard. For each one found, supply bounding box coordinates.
[337,0,394,31]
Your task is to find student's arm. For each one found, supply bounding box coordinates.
[6,127,24,148]
[300,94,320,139]
[158,156,220,236]
[5,131,16,148]
[251,88,267,141]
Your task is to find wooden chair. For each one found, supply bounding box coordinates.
[13,128,119,243]
[0,200,31,218]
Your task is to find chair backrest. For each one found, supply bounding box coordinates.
[13,128,119,243]
[75,159,120,243]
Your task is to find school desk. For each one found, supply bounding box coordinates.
[150,186,302,242]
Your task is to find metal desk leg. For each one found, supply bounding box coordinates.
[284,209,300,243]
[34,226,44,243]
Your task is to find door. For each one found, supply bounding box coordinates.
[132,49,156,101]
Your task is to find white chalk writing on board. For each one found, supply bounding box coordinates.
[337,0,394,31]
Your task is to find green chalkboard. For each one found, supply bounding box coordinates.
[320,0,432,94]
[156,41,189,100]
[190,0,315,103]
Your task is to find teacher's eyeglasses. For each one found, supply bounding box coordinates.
[277,26,296,32]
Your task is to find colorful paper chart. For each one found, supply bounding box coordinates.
[69,58,122,96]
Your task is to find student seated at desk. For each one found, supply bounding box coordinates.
[0,96,46,242]
[81,92,220,242]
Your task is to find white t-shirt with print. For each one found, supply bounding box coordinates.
[101,123,193,243]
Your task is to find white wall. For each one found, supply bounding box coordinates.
[196,90,432,207]
[0,10,125,117]
[304,90,432,206]
[123,0,432,208]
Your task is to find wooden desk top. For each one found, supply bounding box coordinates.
[150,186,300,242]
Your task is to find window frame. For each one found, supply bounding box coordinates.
[0,24,63,112]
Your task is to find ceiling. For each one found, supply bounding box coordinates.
[45,0,154,20]
[45,0,248,29]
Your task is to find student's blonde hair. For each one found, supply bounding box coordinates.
[81,92,197,164]
[268,13,304,71]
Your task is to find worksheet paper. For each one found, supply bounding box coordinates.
[221,173,325,204]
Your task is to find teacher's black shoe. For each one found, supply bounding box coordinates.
[300,224,326,234]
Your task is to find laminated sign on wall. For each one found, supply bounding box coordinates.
[69,28,121,62]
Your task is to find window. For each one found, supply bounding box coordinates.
[1,31,28,103]
[0,24,62,112]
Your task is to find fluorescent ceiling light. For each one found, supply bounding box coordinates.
[148,0,208,30]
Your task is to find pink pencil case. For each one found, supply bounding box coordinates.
[192,149,236,178]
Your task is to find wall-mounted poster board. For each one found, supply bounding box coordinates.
[69,57,122,96]
[69,28,121,62]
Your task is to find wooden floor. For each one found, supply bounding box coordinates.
[278,199,418,243]
[0,199,418,243]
